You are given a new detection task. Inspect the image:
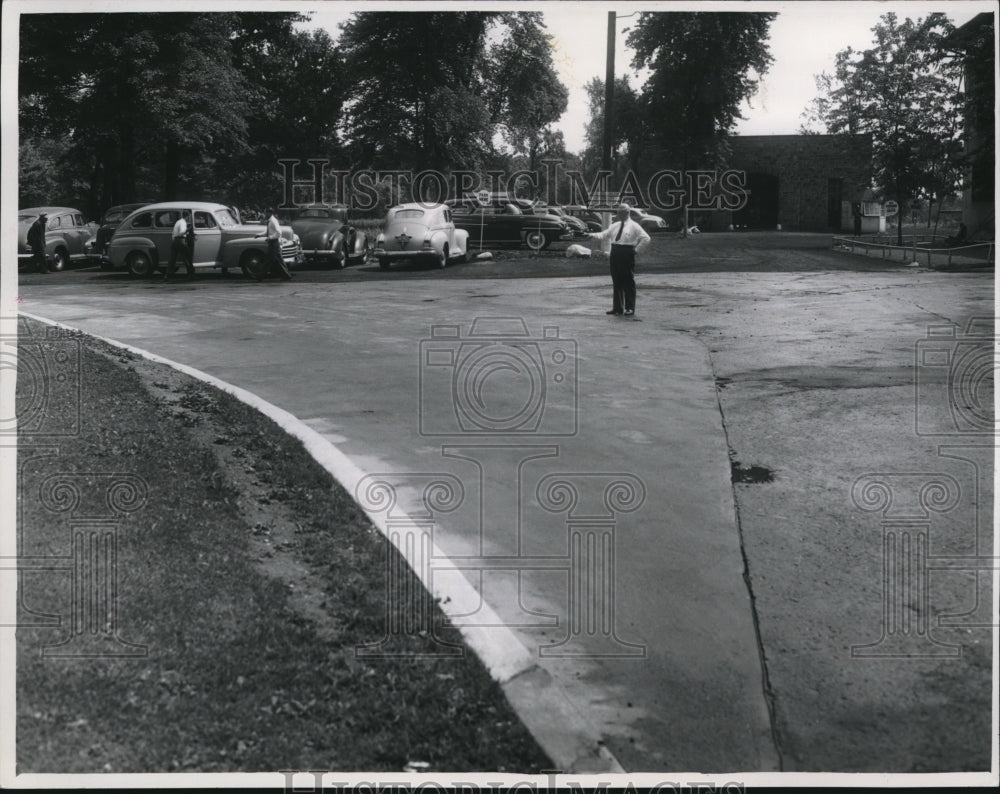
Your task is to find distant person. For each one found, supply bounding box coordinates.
[946,222,968,247]
[852,203,862,235]
[163,212,195,281]
[263,208,292,281]
[27,213,48,273]
[587,203,650,317]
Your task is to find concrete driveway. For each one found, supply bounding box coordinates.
[14,235,994,773]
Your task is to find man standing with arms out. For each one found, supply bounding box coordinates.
[587,203,650,317]
[264,208,292,281]
[163,211,195,281]
[27,213,48,273]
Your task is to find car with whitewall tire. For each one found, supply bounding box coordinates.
[374,203,469,270]
[107,201,303,278]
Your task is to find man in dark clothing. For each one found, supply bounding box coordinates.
[27,213,48,273]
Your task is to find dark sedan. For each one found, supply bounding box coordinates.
[87,203,151,267]
[446,200,572,251]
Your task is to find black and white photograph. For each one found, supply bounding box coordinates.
[1,0,996,789]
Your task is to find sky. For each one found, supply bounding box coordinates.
[301,0,992,153]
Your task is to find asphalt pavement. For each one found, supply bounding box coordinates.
[13,232,995,774]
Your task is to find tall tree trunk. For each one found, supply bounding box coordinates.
[164,138,179,200]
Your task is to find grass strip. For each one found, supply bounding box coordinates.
[16,320,550,773]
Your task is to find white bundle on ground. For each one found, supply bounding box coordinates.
[475,251,494,261]
[566,244,592,258]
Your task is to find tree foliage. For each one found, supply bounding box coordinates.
[18,12,339,214]
[581,76,644,176]
[337,11,568,176]
[626,12,777,171]
[801,12,963,241]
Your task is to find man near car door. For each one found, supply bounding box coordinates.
[27,213,48,273]
[163,211,195,281]
[587,203,650,316]
[264,208,292,281]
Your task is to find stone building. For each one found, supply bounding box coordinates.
[712,133,874,232]
[943,12,995,237]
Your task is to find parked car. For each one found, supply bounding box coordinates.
[86,202,151,267]
[106,201,303,278]
[629,208,668,232]
[374,203,469,269]
[563,205,605,232]
[528,205,590,239]
[18,206,98,271]
[291,204,368,268]
[445,198,572,251]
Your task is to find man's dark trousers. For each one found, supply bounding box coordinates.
[32,245,47,273]
[610,243,636,313]
[267,239,292,279]
[165,238,194,279]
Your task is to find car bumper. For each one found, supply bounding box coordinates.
[374,247,437,261]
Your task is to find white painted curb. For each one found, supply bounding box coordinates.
[19,311,624,774]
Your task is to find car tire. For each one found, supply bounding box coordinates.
[240,250,266,281]
[99,259,115,272]
[439,246,448,268]
[524,229,547,251]
[378,257,389,270]
[126,250,155,277]
[51,248,70,272]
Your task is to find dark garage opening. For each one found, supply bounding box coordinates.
[733,173,779,229]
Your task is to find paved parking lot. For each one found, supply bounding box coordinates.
[15,231,994,773]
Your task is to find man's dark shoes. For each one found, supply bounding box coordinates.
[606,309,622,315]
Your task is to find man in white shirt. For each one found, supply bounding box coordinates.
[587,203,651,316]
[264,208,292,281]
[163,211,195,281]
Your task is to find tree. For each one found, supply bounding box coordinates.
[18,12,328,213]
[486,13,568,172]
[802,12,963,243]
[338,11,569,181]
[627,12,777,172]
[338,12,498,173]
[581,76,644,177]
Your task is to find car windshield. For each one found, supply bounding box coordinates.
[104,209,132,223]
[299,209,332,218]
[393,209,424,220]
[214,209,238,228]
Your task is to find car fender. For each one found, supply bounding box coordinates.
[222,237,269,268]
[107,235,159,267]
[349,229,368,256]
[453,227,469,253]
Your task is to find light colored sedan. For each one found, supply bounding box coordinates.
[107,201,303,277]
[374,203,470,269]
[18,206,98,271]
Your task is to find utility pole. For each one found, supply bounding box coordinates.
[602,10,615,174]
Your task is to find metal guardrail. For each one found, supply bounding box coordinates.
[832,235,995,269]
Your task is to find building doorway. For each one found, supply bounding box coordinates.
[733,173,779,228]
